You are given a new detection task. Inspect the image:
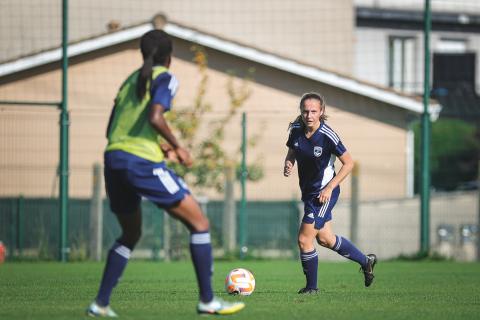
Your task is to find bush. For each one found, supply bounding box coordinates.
[414,118,480,192]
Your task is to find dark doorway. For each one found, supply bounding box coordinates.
[432,52,480,120]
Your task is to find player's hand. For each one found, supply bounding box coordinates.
[160,143,179,163]
[175,147,193,168]
[318,186,333,204]
[284,161,293,177]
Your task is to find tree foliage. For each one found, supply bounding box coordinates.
[165,46,264,192]
[414,118,480,192]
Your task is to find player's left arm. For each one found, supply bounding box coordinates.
[318,152,354,203]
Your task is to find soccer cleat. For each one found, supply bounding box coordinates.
[362,253,377,287]
[297,287,319,294]
[86,301,118,317]
[197,296,245,315]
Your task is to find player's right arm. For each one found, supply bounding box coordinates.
[149,103,192,167]
[284,148,295,177]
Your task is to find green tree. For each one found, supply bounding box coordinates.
[165,46,263,192]
[414,118,480,192]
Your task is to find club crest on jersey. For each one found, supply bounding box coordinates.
[313,146,322,157]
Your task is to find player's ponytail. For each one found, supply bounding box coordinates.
[288,115,304,131]
[136,30,173,100]
[136,49,156,100]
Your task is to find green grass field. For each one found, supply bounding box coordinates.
[1,260,479,319]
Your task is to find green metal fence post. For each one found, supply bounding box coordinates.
[89,163,103,261]
[17,196,24,257]
[477,161,480,261]
[163,211,171,262]
[152,209,162,261]
[350,162,359,245]
[290,198,299,259]
[10,199,16,258]
[239,112,247,259]
[59,0,70,262]
[420,0,432,254]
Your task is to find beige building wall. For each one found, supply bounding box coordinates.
[0,38,408,201]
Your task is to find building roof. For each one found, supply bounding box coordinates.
[0,20,441,118]
[355,0,480,16]
[357,6,480,32]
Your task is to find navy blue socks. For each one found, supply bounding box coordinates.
[332,235,367,268]
[300,249,318,289]
[96,232,215,306]
[189,231,214,303]
[96,242,131,306]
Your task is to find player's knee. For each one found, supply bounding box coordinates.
[316,234,335,248]
[120,229,142,249]
[316,236,328,247]
[297,233,312,251]
[132,229,142,243]
[192,216,210,233]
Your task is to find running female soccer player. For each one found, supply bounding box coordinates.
[86,30,245,317]
[284,92,377,294]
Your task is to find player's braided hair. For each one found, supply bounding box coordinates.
[136,30,173,100]
[288,92,327,131]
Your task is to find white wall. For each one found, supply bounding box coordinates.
[355,27,480,94]
[315,191,479,261]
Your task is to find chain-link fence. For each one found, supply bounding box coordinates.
[0,0,479,261]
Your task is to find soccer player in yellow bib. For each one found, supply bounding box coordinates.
[86,30,245,317]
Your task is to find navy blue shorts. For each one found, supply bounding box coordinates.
[104,150,190,214]
[302,186,340,229]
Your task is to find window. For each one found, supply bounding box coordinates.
[388,36,417,93]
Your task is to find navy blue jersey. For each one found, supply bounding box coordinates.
[286,122,347,200]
